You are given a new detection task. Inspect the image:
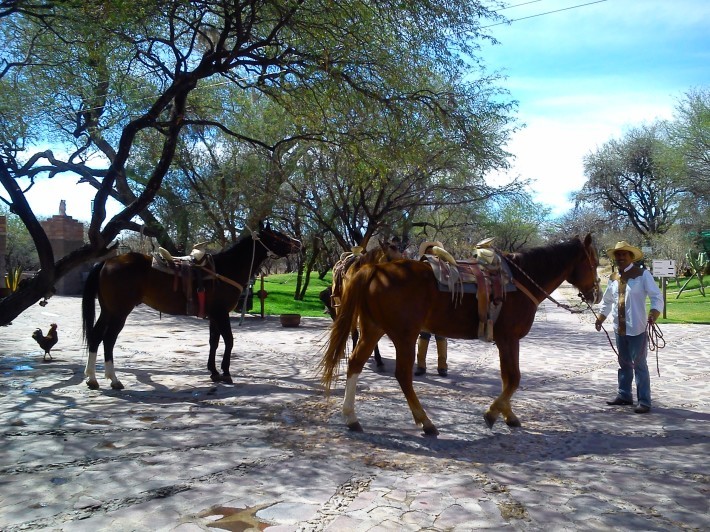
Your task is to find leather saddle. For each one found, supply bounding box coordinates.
[421,240,513,342]
[151,246,212,317]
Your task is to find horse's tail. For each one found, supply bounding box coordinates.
[82,261,103,347]
[319,264,373,393]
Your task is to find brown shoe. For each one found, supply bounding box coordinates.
[634,404,651,414]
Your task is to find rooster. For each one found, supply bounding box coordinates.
[32,323,58,361]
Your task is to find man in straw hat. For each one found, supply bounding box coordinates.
[414,240,449,377]
[595,241,664,413]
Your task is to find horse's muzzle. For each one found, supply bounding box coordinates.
[579,282,602,305]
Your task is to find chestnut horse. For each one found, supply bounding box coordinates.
[319,239,403,369]
[320,234,600,435]
[82,223,301,390]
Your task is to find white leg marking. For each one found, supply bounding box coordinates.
[85,351,97,380]
[342,373,360,426]
[104,360,119,386]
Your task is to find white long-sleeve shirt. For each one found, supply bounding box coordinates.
[598,269,664,336]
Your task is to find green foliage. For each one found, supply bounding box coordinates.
[0,208,39,271]
[578,122,690,237]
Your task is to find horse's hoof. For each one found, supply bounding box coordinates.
[110,381,124,390]
[376,363,385,372]
[483,412,497,429]
[86,379,99,390]
[210,373,221,383]
[347,422,364,432]
[220,374,234,385]
[505,416,521,428]
[423,425,439,437]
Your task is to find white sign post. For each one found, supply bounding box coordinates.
[652,260,676,318]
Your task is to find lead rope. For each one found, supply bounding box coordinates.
[647,320,665,377]
[582,298,664,377]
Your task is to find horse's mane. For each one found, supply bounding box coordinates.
[213,231,256,258]
[507,238,583,280]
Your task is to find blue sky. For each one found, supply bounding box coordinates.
[480,0,710,216]
[16,0,710,223]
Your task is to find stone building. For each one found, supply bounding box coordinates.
[40,200,88,295]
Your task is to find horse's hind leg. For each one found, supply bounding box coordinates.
[342,332,381,432]
[101,316,128,390]
[373,344,385,370]
[85,313,109,389]
[353,328,385,370]
[392,338,438,435]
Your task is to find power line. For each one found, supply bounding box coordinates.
[495,1,547,12]
[482,0,609,29]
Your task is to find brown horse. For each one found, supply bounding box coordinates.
[320,234,600,435]
[82,223,301,390]
[319,239,403,369]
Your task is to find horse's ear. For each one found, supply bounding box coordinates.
[583,233,593,247]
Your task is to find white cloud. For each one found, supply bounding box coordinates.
[481,0,709,218]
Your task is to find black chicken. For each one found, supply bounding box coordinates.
[32,323,58,361]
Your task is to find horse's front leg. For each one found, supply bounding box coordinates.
[207,319,221,382]
[484,339,521,428]
[393,338,438,436]
[214,311,234,384]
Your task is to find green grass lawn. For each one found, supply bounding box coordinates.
[250,272,709,325]
[657,276,709,324]
[246,272,333,318]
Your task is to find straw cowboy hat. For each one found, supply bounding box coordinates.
[607,241,644,262]
[419,240,443,258]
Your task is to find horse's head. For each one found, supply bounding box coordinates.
[378,238,404,261]
[255,221,302,257]
[567,233,602,305]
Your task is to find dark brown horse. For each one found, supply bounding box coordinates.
[320,234,600,435]
[82,223,301,390]
[319,239,403,369]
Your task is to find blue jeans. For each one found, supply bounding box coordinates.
[615,332,651,407]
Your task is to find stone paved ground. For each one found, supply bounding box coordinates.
[0,290,707,531]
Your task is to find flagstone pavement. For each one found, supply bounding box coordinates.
[0,290,707,531]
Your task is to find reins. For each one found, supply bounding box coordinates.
[498,249,588,314]
[647,320,665,377]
